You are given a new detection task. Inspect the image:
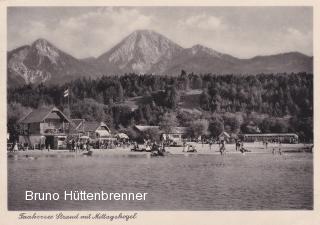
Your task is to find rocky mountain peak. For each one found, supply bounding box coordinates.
[31,38,60,64]
[98,29,183,74]
[190,44,223,58]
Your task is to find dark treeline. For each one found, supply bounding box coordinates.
[7,72,313,142]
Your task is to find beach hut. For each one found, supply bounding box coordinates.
[82,122,112,140]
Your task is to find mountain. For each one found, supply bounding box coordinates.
[237,52,313,74]
[7,39,101,87]
[164,47,313,75]
[95,30,312,75]
[164,44,241,75]
[96,30,183,75]
[7,30,313,87]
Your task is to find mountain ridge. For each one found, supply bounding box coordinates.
[7,30,313,87]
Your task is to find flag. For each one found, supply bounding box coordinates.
[64,89,69,97]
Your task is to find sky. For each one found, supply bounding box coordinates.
[7,6,313,59]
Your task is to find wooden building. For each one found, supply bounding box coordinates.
[134,125,187,144]
[18,106,71,149]
[72,120,112,140]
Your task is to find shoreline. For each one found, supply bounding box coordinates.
[7,143,313,157]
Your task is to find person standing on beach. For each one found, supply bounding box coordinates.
[220,140,226,155]
[13,142,18,152]
[71,139,75,152]
[182,140,186,152]
[236,140,241,151]
[278,147,282,155]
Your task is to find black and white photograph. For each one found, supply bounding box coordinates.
[6,6,313,211]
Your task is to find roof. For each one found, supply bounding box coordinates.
[170,127,188,134]
[19,106,71,124]
[243,133,298,138]
[135,125,159,132]
[219,131,231,138]
[83,121,110,133]
[116,133,129,139]
[71,119,85,130]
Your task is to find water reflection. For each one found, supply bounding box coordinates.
[8,153,313,210]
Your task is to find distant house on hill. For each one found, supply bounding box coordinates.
[18,106,71,149]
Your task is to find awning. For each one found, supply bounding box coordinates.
[80,136,89,139]
[99,137,116,141]
[116,133,129,139]
[96,130,111,137]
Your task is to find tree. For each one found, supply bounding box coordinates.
[143,128,160,142]
[208,120,224,138]
[7,102,32,142]
[223,114,241,134]
[159,112,178,133]
[187,119,209,138]
[165,86,180,109]
[199,89,210,111]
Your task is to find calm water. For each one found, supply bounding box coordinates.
[8,152,313,210]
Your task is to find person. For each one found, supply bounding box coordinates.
[77,140,80,151]
[265,141,268,149]
[145,144,151,152]
[235,140,238,151]
[86,139,90,151]
[220,140,226,155]
[83,142,87,151]
[182,140,186,152]
[72,139,75,152]
[272,148,276,155]
[13,142,18,152]
[278,147,282,155]
[209,140,213,150]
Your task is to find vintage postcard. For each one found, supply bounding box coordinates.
[1,0,319,225]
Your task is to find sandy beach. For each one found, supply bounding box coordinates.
[8,142,313,158]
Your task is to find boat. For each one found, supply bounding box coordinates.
[186,144,197,153]
[150,151,170,157]
[130,146,145,152]
[83,150,93,156]
[150,144,170,157]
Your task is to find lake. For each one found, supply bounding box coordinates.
[8,152,313,210]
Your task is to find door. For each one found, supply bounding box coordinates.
[45,136,54,149]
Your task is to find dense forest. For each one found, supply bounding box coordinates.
[7,72,313,142]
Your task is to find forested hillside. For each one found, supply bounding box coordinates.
[7,72,313,142]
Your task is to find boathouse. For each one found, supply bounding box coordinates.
[18,106,71,149]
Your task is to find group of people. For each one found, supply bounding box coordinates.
[69,139,90,152]
[68,138,133,151]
